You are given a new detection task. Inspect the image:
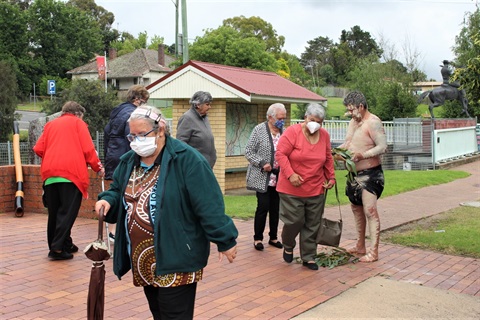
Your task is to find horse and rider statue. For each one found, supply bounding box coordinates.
[417,60,471,119]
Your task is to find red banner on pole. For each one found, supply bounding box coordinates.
[96,56,106,80]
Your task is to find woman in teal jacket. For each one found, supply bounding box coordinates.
[95,106,238,319]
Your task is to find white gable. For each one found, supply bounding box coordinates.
[148,65,251,101]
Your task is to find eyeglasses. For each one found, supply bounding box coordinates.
[126,129,155,142]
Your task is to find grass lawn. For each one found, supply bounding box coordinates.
[381,205,480,258]
[224,169,470,220]
[17,102,43,112]
[324,97,347,119]
[227,169,476,259]
[160,106,172,118]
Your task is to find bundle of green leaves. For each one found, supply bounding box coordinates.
[332,147,357,183]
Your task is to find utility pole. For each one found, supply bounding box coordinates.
[175,0,179,57]
[171,0,179,58]
[181,0,189,63]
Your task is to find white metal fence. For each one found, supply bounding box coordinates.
[433,126,478,163]
[292,119,424,146]
[2,119,478,169]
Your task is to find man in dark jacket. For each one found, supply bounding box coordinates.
[104,85,150,179]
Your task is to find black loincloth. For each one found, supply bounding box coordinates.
[345,165,384,206]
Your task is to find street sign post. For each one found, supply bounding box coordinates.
[47,80,56,98]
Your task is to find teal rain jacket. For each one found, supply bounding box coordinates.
[99,136,238,279]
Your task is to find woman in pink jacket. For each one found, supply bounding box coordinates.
[275,103,335,270]
[34,101,104,260]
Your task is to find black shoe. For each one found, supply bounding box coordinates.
[254,242,264,251]
[283,249,293,263]
[268,240,283,249]
[109,232,115,243]
[66,244,78,253]
[302,261,319,270]
[48,251,73,260]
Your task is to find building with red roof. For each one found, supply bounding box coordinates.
[147,60,327,192]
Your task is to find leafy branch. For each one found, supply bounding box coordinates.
[332,147,357,183]
[294,247,358,269]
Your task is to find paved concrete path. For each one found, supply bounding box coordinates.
[1,160,479,319]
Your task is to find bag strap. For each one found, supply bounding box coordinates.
[325,183,342,221]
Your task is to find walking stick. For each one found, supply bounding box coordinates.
[101,178,112,254]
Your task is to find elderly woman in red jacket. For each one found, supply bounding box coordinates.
[34,101,104,260]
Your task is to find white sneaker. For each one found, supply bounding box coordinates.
[109,232,115,243]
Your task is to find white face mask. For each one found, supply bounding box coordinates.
[306,121,321,134]
[130,137,157,157]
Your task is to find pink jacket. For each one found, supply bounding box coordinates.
[275,124,335,197]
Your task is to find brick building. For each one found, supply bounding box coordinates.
[147,60,326,193]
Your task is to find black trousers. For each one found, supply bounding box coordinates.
[44,182,82,252]
[253,186,280,241]
[143,283,197,320]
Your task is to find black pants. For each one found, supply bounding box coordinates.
[253,186,280,241]
[44,182,82,252]
[143,283,197,320]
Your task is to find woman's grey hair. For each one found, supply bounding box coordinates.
[305,103,326,119]
[61,101,85,117]
[189,91,213,108]
[128,105,170,136]
[266,103,286,120]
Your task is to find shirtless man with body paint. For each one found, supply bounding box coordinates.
[336,91,387,262]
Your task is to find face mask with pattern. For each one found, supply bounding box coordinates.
[274,119,285,129]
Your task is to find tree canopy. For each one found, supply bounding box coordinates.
[340,25,382,59]
[67,0,118,53]
[4,1,469,123]
[189,25,278,72]
[348,56,417,121]
[0,1,35,95]
[223,15,285,54]
[300,26,383,86]
[452,7,480,119]
[0,0,106,98]
[189,16,312,85]
[29,0,103,78]
[0,61,19,141]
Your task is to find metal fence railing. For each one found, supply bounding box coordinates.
[0,120,425,166]
[0,141,32,165]
[2,119,477,169]
[0,134,106,166]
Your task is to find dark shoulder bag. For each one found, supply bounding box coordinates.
[316,183,343,247]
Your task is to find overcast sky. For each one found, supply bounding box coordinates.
[95,0,476,81]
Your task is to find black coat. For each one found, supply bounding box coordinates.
[103,102,136,179]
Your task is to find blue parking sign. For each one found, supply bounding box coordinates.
[47,80,56,95]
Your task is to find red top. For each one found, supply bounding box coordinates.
[276,124,335,197]
[33,113,103,198]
